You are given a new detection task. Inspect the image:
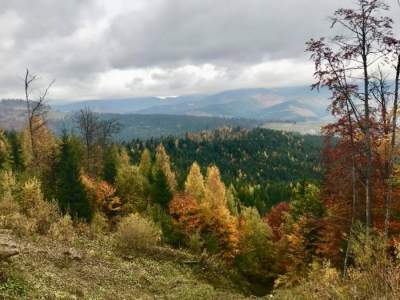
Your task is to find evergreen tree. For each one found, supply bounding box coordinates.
[151,167,172,209]
[103,145,119,184]
[5,130,25,172]
[55,133,92,220]
[290,183,324,221]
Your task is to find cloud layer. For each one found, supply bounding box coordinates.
[0,0,398,101]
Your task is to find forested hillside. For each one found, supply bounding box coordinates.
[128,127,323,213]
[52,113,260,140]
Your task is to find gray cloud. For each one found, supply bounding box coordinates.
[105,0,352,68]
[0,0,398,100]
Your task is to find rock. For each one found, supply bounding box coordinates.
[62,248,82,261]
[0,231,19,260]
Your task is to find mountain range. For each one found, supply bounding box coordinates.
[54,87,330,122]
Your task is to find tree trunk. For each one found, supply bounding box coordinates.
[384,54,400,238]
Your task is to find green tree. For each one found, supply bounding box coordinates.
[115,152,149,213]
[55,133,92,220]
[235,207,277,286]
[5,130,25,172]
[150,168,172,209]
[103,145,120,184]
[290,183,324,220]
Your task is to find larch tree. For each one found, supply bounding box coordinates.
[153,144,177,191]
[138,148,152,179]
[204,165,226,209]
[184,162,205,202]
[0,130,11,170]
[23,69,55,167]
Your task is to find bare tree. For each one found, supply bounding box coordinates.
[75,106,120,175]
[75,106,100,173]
[24,68,55,163]
[97,119,121,147]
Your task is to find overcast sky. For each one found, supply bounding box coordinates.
[0,0,399,101]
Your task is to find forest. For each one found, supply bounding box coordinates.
[0,0,400,299]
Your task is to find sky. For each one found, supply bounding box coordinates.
[0,0,399,102]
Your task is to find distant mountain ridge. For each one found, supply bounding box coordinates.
[54,87,330,122]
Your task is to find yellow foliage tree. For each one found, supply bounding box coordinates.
[20,116,56,174]
[115,150,149,212]
[154,144,177,191]
[184,162,205,202]
[139,148,152,178]
[0,130,11,169]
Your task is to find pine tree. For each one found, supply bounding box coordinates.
[151,168,172,209]
[5,130,25,172]
[103,145,119,184]
[184,162,205,202]
[55,133,92,220]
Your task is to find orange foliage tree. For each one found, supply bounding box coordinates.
[81,174,121,217]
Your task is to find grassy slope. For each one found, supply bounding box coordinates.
[1,235,253,300]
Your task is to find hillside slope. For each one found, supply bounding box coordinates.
[2,234,252,299]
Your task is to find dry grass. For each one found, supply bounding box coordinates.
[0,234,252,299]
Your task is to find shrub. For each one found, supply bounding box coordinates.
[1,212,36,237]
[115,213,160,254]
[16,178,59,235]
[0,176,59,236]
[49,214,76,243]
[89,212,109,239]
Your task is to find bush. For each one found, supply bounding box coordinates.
[89,212,109,239]
[49,214,76,243]
[17,179,60,234]
[0,176,59,236]
[115,213,160,254]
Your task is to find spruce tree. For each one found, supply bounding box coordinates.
[150,168,172,209]
[103,145,119,184]
[5,131,25,172]
[55,133,92,221]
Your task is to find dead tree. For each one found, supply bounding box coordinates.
[24,69,55,164]
[75,107,120,175]
[75,106,100,174]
